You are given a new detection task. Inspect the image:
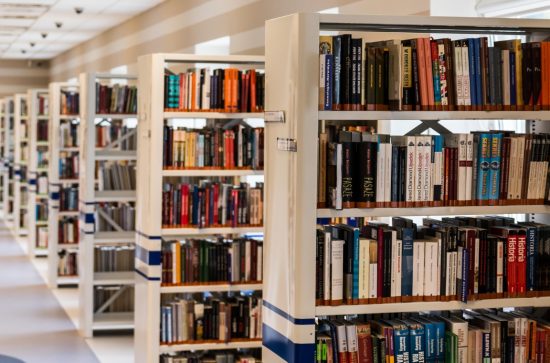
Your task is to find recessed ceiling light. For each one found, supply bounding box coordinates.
[55,21,62,28]
[41,32,47,39]
[21,49,26,54]
[30,42,35,47]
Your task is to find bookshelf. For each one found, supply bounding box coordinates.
[13,93,29,239]
[78,72,138,337]
[2,96,14,225]
[27,88,49,258]
[47,82,80,287]
[0,98,5,216]
[263,13,550,362]
[135,53,265,363]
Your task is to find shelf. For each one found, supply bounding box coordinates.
[37,115,48,121]
[317,204,550,218]
[57,276,79,286]
[59,115,79,120]
[36,141,49,147]
[58,243,79,250]
[57,178,79,184]
[36,194,48,199]
[58,210,79,217]
[34,248,47,257]
[20,138,28,143]
[92,312,133,331]
[318,110,550,121]
[93,271,135,285]
[160,283,262,294]
[36,220,48,226]
[161,226,263,236]
[315,296,550,316]
[36,168,48,173]
[164,111,264,119]
[94,190,136,202]
[94,231,135,244]
[59,147,79,152]
[94,113,137,119]
[18,228,28,235]
[95,149,137,161]
[159,339,262,354]
[162,169,263,177]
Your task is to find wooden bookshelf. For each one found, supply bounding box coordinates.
[263,13,550,363]
[1,97,14,224]
[13,93,28,239]
[135,53,265,363]
[27,88,49,258]
[47,82,80,288]
[78,72,137,338]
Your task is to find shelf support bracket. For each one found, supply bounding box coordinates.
[97,209,124,232]
[405,119,453,136]
[94,285,129,314]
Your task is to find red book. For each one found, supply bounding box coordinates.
[416,38,428,110]
[182,184,189,226]
[250,70,257,112]
[356,323,373,363]
[516,229,527,295]
[232,189,239,227]
[507,233,517,296]
[443,148,450,202]
[213,183,219,225]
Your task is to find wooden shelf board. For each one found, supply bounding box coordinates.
[94,190,136,202]
[95,149,137,161]
[59,147,79,152]
[164,111,264,119]
[317,204,550,218]
[161,227,263,236]
[316,296,550,315]
[318,110,550,121]
[94,231,135,244]
[93,271,134,285]
[160,283,262,294]
[162,169,263,177]
[159,340,262,354]
[92,312,133,331]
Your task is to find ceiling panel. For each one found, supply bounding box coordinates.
[0,0,165,59]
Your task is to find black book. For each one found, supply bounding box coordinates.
[356,135,377,206]
[522,43,533,108]
[341,34,352,110]
[338,130,356,207]
[375,47,386,110]
[532,42,542,109]
[365,46,376,110]
[411,39,420,110]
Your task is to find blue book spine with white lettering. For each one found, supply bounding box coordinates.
[461,248,469,302]
[332,36,342,107]
[401,227,414,297]
[410,324,426,363]
[420,320,436,363]
[394,325,411,363]
[510,52,517,107]
[432,320,445,361]
[488,133,502,201]
[353,227,360,301]
[474,38,483,108]
[324,54,334,110]
[477,133,492,201]
[526,226,537,292]
[467,39,477,107]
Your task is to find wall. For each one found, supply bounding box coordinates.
[0,60,49,98]
[50,0,430,81]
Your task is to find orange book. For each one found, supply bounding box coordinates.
[417,38,428,111]
[223,70,230,112]
[232,69,239,112]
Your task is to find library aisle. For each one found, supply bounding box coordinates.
[0,220,97,363]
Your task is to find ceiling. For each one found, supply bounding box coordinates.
[0,0,164,60]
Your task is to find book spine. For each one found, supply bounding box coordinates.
[488,133,502,202]
[438,42,448,109]
[431,41,442,109]
[333,36,342,110]
[477,134,491,202]
[474,38,483,111]
[468,39,477,109]
[462,42,472,108]
[401,228,414,298]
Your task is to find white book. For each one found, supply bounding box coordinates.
[501,49,511,107]
[376,137,385,204]
[496,240,504,294]
[358,237,370,300]
[384,143,392,204]
[424,241,439,297]
[412,241,425,297]
[461,44,471,106]
[331,239,345,302]
[458,133,468,201]
[454,43,464,106]
[445,251,453,296]
[450,251,458,296]
[391,232,401,297]
[415,136,424,202]
[202,71,211,110]
[422,135,432,202]
[406,136,416,203]
[465,133,474,201]
[324,231,332,302]
[369,239,377,299]
[346,324,359,358]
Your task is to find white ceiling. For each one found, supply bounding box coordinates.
[0,0,165,60]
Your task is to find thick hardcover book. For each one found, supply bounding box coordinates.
[467,38,477,109]
[510,51,517,108]
[444,38,456,110]
[375,48,387,111]
[341,34,352,110]
[357,137,377,207]
[488,133,502,201]
[522,43,533,110]
[532,42,542,110]
[339,131,356,208]
[432,135,444,203]
[351,38,362,110]
[366,47,376,111]
[431,40,442,109]
[480,37,490,110]
[401,227,414,299]
[411,39,421,111]
[474,38,483,111]
[476,133,492,203]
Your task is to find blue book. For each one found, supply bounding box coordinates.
[391,145,400,202]
[427,318,445,362]
[401,227,414,297]
[392,321,411,363]
[406,321,426,363]
[476,133,492,201]
[413,318,436,363]
[332,36,342,107]
[468,38,477,107]
[474,38,483,109]
[192,185,199,225]
[488,133,502,200]
[324,54,334,110]
[432,42,441,107]
[352,227,360,301]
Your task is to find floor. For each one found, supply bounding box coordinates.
[0,220,134,363]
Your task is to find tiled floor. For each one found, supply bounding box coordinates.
[0,221,134,363]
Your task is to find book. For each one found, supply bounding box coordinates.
[96,82,137,114]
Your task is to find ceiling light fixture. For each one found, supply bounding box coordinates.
[55,21,62,28]
[75,7,83,14]
[30,42,35,47]
[41,32,47,39]
[21,49,26,54]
